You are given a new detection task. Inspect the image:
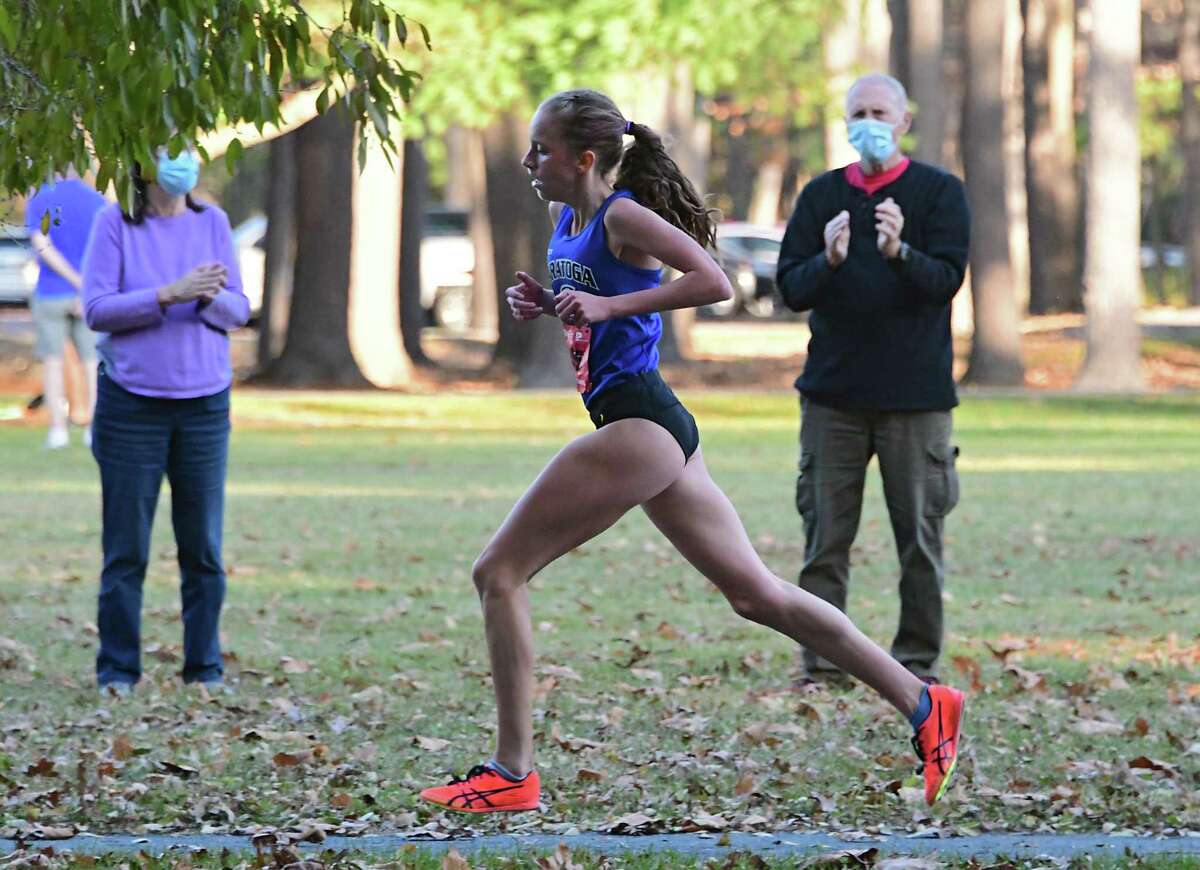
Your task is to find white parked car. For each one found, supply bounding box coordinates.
[231,207,475,329]
[231,214,267,318]
[0,225,38,306]
[420,207,474,330]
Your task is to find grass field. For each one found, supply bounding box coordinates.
[0,390,1197,851]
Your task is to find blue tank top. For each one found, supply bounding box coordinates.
[547,189,664,406]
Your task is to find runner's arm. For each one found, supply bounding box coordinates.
[596,198,731,318]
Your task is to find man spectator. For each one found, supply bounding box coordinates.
[25,168,107,448]
[776,73,970,684]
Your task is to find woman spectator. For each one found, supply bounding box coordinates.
[81,146,249,694]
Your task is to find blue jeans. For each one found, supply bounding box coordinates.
[91,367,231,686]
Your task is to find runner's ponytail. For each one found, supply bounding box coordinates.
[617,121,716,250]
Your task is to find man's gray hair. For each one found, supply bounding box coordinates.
[846,74,909,112]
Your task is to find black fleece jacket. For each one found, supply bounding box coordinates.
[776,160,970,411]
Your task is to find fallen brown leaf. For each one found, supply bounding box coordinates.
[158,761,198,778]
[272,751,314,767]
[279,657,312,674]
[24,758,55,777]
[603,812,658,833]
[1128,756,1180,777]
[536,843,584,870]
[951,655,984,691]
[683,810,727,831]
[111,734,133,761]
[800,848,878,868]
[29,824,76,840]
[413,736,450,752]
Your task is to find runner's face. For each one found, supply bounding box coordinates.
[522,109,577,201]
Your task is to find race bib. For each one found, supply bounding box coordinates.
[563,323,592,393]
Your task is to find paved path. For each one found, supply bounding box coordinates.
[4,831,1199,861]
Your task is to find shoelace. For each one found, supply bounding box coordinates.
[447,764,492,785]
[911,726,955,773]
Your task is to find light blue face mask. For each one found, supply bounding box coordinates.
[847,119,898,165]
[155,148,200,196]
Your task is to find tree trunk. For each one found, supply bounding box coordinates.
[467,130,499,337]
[825,0,893,169]
[257,132,296,371]
[941,0,968,178]
[1182,0,1200,306]
[446,126,499,337]
[484,112,573,388]
[823,0,864,170]
[1022,0,1082,313]
[1003,0,1031,315]
[347,127,411,387]
[264,105,368,387]
[906,0,946,166]
[724,123,755,222]
[748,142,788,225]
[888,0,910,84]
[861,0,893,72]
[962,0,1024,385]
[659,64,705,363]
[487,112,533,365]
[1075,0,1143,391]
[399,137,431,365]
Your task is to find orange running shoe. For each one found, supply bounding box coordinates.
[911,684,965,805]
[419,764,541,813]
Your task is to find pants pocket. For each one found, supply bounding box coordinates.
[795,451,816,521]
[925,444,960,517]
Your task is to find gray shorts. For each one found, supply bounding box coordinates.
[32,294,96,361]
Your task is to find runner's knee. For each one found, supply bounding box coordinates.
[471,550,523,598]
[723,579,780,626]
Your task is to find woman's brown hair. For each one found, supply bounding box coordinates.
[540,89,717,249]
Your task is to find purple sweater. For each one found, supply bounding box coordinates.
[82,202,250,398]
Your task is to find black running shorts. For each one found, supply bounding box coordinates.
[586,370,700,460]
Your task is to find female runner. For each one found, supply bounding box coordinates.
[419,89,964,813]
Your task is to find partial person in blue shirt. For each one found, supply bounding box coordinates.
[24,169,107,448]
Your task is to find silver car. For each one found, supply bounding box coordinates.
[0,224,37,306]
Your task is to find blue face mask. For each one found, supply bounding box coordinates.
[155,148,200,196]
[847,119,898,165]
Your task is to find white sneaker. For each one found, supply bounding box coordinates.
[46,427,69,449]
[99,682,133,698]
[81,426,92,448]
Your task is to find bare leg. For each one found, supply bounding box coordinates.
[43,356,67,440]
[642,449,925,718]
[474,419,686,775]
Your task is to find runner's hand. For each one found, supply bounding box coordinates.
[505,271,547,320]
[555,288,611,325]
